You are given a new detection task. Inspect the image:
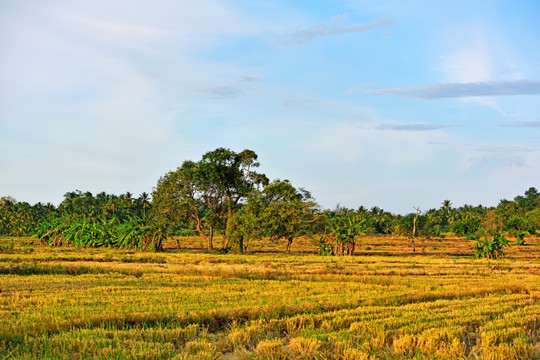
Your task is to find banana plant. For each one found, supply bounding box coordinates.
[474,231,509,259]
[326,212,365,256]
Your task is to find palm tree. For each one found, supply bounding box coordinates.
[138,192,151,217]
[441,200,452,211]
[370,206,387,234]
[105,201,118,217]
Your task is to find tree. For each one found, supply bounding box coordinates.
[411,207,421,252]
[259,180,318,253]
[152,160,215,249]
[369,206,391,234]
[198,148,267,248]
[514,187,539,212]
[0,197,45,236]
[228,179,318,254]
[152,148,268,251]
[137,192,151,218]
[226,195,265,254]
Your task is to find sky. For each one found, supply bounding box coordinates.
[1,0,539,214]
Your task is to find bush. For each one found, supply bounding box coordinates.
[474,232,509,259]
[515,231,527,246]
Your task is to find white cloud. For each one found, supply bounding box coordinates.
[433,25,534,114]
[441,30,491,83]
[0,0,277,204]
[331,13,349,22]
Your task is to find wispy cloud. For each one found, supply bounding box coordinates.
[204,86,242,99]
[476,146,535,153]
[477,155,528,168]
[282,15,392,46]
[348,80,540,99]
[377,123,451,131]
[454,143,539,173]
[295,116,449,166]
[502,120,540,128]
[204,76,259,99]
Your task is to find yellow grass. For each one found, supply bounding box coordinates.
[0,235,539,359]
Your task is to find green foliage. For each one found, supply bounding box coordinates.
[452,218,481,236]
[313,234,334,256]
[226,207,261,254]
[58,190,150,222]
[505,215,535,236]
[36,216,167,252]
[152,148,268,250]
[227,179,318,254]
[369,206,392,234]
[2,148,539,257]
[515,231,526,246]
[514,187,539,211]
[173,225,195,237]
[0,197,57,236]
[393,211,427,237]
[474,231,509,259]
[260,180,318,252]
[326,210,366,256]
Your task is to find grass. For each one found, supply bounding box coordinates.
[0,235,539,359]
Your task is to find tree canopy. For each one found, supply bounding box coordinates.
[151,148,268,250]
[1,147,539,258]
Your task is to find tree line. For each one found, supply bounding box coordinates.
[1,148,538,256]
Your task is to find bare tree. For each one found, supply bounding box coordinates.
[412,207,421,252]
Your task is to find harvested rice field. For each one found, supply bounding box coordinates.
[1,236,539,359]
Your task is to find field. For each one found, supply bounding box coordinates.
[1,235,539,359]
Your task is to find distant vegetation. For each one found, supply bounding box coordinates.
[1,148,538,257]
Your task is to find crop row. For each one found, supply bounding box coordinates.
[1,237,539,359]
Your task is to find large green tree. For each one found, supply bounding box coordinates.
[152,148,267,250]
[229,179,318,254]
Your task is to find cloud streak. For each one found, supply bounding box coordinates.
[282,16,392,46]
[203,76,259,99]
[503,120,540,128]
[349,80,540,99]
[377,123,451,131]
[476,146,535,153]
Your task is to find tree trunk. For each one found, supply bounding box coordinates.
[194,213,213,250]
[336,241,343,256]
[208,227,214,250]
[222,196,234,249]
[286,237,293,253]
[348,239,356,256]
[238,235,244,254]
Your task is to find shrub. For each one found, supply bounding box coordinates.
[474,231,509,259]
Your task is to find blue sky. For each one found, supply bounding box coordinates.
[1,0,539,213]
